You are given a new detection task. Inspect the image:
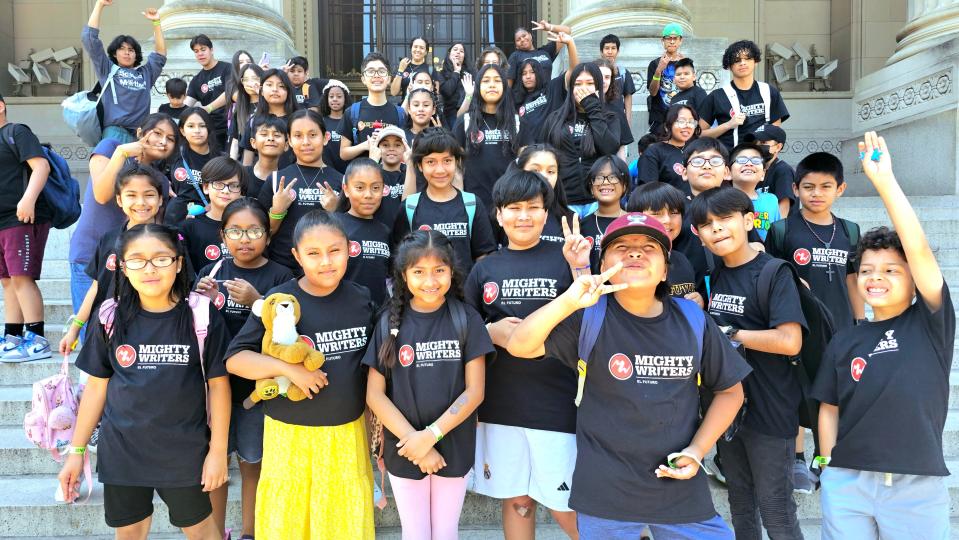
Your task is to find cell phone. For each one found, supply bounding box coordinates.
[260,52,270,65]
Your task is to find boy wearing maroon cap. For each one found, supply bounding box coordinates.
[506,213,750,538]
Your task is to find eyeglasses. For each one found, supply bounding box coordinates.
[662,36,681,42]
[734,156,764,166]
[210,181,243,193]
[673,120,698,128]
[123,256,176,270]
[591,174,622,185]
[688,156,726,168]
[364,68,389,77]
[223,227,266,240]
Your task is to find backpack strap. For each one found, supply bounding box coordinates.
[448,298,469,350]
[461,191,476,236]
[96,64,121,107]
[722,83,742,146]
[405,192,421,229]
[180,149,210,207]
[767,219,788,258]
[187,292,212,425]
[672,297,705,360]
[756,258,790,321]
[350,101,362,143]
[574,294,607,407]
[839,218,860,249]
[758,81,772,123]
[395,105,407,128]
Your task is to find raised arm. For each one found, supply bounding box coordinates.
[142,8,165,56]
[87,0,109,29]
[859,131,943,310]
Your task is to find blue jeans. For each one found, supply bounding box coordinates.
[228,402,265,463]
[569,202,599,219]
[578,513,733,540]
[69,262,92,344]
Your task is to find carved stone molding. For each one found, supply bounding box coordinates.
[856,69,953,122]
[780,139,842,157]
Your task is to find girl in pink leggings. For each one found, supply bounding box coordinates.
[363,229,493,539]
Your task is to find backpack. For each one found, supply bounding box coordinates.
[0,124,82,229]
[756,258,837,455]
[98,292,213,423]
[349,100,407,143]
[766,217,861,259]
[405,191,477,236]
[722,81,771,146]
[61,64,119,147]
[368,298,469,509]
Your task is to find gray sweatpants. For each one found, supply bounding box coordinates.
[820,466,950,540]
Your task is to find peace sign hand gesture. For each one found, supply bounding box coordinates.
[560,262,627,310]
[561,214,592,270]
[270,176,298,215]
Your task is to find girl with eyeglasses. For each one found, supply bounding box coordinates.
[180,157,247,271]
[580,155,630,271]
[194,197,293,539]
[637,103,702,195]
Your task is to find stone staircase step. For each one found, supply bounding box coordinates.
[0,353,80,386]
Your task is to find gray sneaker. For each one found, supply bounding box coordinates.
[0,334,22,354]
[0,331,50,363]
[792,459,814,494]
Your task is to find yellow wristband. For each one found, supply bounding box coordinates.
[67,446,86,455]
[152,20,161,27]
[652,75,661,81]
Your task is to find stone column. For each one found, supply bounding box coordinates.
[889,0,959,63]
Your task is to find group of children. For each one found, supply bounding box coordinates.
[38,11,953,540]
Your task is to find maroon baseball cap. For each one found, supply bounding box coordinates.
[600,213,672,260]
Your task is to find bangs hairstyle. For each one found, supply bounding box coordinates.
[682,136,729,166]
[465,64,518,157]
[637,132,658,155]
[289,56,309,70]
[476,46,508,71]
[585,154,630,194]
[256,69,297,118]
[165,78,187,98]
[675,57,695,72]
[286,108,326,136]
[688,187,754,228]
[178,106,218,153]
[320,84,353,117]
[542,63,610,159]
[234,63,265,130]
[377,229,464,369]
[729,141,772,164]
[114,163,166,197]
[292,209,346,247]
[599,34,621,51]
[795,151,844,186]
[362,51,392,74]
[627,181,687,215]
[221,197,270,237]
[251,114,288,139]
[106,224,191,349]
[853,226,905,267]
[336,158,382,213]
[200,156,246,194]
[107,35,143,67]
[492,169,555,210]
[660,103,702,142]
[511,58,547,104]
[512,143,571,217]
[189,34,213,50]
[722,40,762,70]
[137,113,180,165]
[411,127,464,168]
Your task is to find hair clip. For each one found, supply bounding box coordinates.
[390,328,399,337]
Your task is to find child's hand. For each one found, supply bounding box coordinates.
[727,112,746,128]
[286,364,328,398]
[201,449,228,492]
[223,278,259,306]
[117,141,145,162]
[270,176,298,214]
[195,275,218,296]
[561,214,592,270]
[684,291,705,309]
[396,429,437,462]
[59,326,81,356]
[561,262,628,310]
[142,8,159,21]
[461,73,474,95]
[318,180,339,211]
[417,448,447,475]
[547,31,572,45]
[655,447,703,480]
[58,453,85,503]
[487,317,522,347]
[573,86,595,104]
[858,131,894,185]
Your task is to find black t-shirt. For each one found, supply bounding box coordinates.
[187,61,232,134]
[322,116,350,174]
[0,123,52,230]
[516,76,566,147]
[362,301,493,479]
[637,142,688,194]
[374,167,406,229]
[538,214,568,246]
[454,113,515,210]
[674,211,710,290]
[646,59,681,124]
[339,212,391,307]
[765,214,859,330]
[607,102,635,148]
[608,67,637,115]
[170,147,216,200]
[77,301,230,487]
[759,158,796,209]
[545,296,751,523]
[224,279,375,426]
[158,103,187,122]
[180,214,230,272]
[669,250,697,299]
[580,213,616,272]
[700,82,790,149]
[670,85,708,116]
[465,241,576,433]
[392,190,497,275]
[337,100,404,154]
[197,258,294,403]
[242,165,267,197]
[507,42,559,82]
[708,252,807,437]
[293,77,330,109]
[812,287,955,476]
[84,226,123,309]
[395,62,431,96]
[256,164,343,271]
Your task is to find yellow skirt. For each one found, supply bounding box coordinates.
[255,415,375,540]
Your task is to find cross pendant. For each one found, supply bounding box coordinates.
[825,264,835,282]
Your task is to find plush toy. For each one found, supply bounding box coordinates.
[242,293,325,409]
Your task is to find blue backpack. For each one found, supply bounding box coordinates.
[404,191,477,235]
[575,295,705,407]
[349,100,407,143]
[1,124,82,229]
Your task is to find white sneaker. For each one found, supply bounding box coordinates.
[1,331,51,363]
[0,334,22,354]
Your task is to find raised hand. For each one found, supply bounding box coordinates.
[142,8,160,21]
[461,72,474,95]
[561,214,591,270]
[561,262,628,310]
[858,131,893,185]
[531,20,552,32]
[319,180,339,211]
[398,57,411,72]
[270,176,298,215]
[547,31,572,45]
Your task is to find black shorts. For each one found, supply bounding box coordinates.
[103,484,211,528]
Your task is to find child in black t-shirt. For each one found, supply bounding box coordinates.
[370,125,411,228]
[812,133,954,540]
[59,224,231,537]
[245,115,288,197]
[364,229,493,539]
[334,159,391,306]
[158,77,187,122]
[180,157,245,271]
[224,210,377,538]
[581,155,627,271]
[690,187,806,540]
[194,197,292,539]
[165,107,220,225]
[511,144,576,245]
[340,52,405,162]
[506,212,750,537]
[744,124,796,216]
[319,80,352,174]
[669,58,708,116]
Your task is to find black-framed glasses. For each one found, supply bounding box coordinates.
[592,174,622,185]
[210,180,243,193]
[224,227,266,241]
[734,156,764,166]
[123,256,176,270]
[364,68,389,77]
[688,156,726,168]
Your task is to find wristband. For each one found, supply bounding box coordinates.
[574,265,591,275]
[152,20,161,27]
[118,149,129,159]
[68,315,85,329]
[426,423,444,442]
[465,94,473,101]
[652,75,661,81]
[812,455,831,469]
[268,211,287,220]
[67,446,86,455]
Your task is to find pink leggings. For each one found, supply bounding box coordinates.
[388,472,468,540]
